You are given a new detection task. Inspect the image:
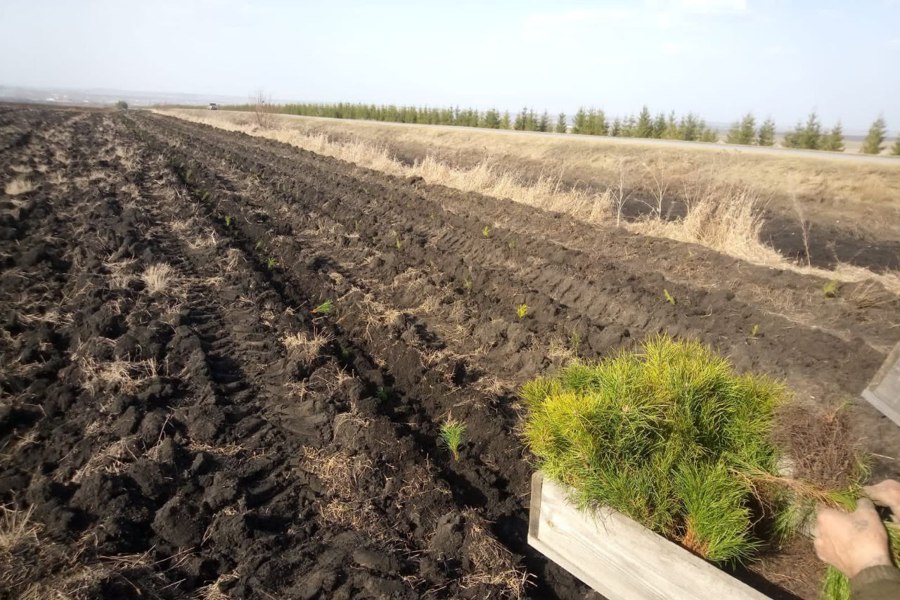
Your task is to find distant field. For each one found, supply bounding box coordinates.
[167,109,900,233]
[159,108,900,287]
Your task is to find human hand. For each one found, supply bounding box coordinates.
[864,479,900,521]
[814,498,892,578]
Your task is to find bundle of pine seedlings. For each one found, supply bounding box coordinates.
[522,335,897,599]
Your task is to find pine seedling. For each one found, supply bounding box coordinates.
[569,331,582,355]
[751,324,760,338]
[224,215,232,227]
[312,299,334,315]
[823,279,839,298]
[517,303,528,319]
[440,416,466,461]
[663,289,676,305]
[482,226,491,238]
[266,257,277,270]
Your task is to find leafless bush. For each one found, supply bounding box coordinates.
[252,90,276,129]
[792,195,812,267]
[643,160,670,218]
[610,159,633,227]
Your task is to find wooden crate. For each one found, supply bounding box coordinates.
[862,341,900,426]
[527,471,772,600]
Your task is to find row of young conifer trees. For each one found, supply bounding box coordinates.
[726,112,900,154]
[229,100,900,153]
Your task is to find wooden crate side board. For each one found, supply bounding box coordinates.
[527,472,772,600]
[862,341,900,426]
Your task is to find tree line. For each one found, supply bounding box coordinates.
[226,100,900,153]
[726,112,900,154]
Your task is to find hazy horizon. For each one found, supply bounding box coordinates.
[2,0,899,132]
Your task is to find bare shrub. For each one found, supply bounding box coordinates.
[792,195,813,267]
[252,90,276,129]
[610,159,632,227]
[643,160,670,218]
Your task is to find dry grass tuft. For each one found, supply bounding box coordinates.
[4,177,36,196]
[72,438,136,483]
[73,341,159,396]
[282,330,332,366]
[301,447,392,540]
[0,505,41,552]
[628,184,783,266]
[460,509,529,599]
[141,263,175,294]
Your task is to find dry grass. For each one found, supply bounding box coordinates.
[460,509,529,599]
[141,263,175,295]
[0,505,40,552]
[160,109,900,295]
[301,447,391,540]
[72,340,159,396]
[72,438,136,483]
[4,177,36,196]
[629,184,783,265]
[282,331,332,366]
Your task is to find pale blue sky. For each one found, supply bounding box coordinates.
[2,0,898,132]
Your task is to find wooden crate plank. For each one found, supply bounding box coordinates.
[862,342,900,426]
[528,472,771,600]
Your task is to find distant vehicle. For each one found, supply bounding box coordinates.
[208,103,218,110]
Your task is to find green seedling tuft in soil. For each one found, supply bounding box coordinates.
[522,335,820,566]
[663,288,676,305]
[224,215,232,228]
[439,416,466,461]
[266,257,277,270]
[482,225,491,238]
[463,278,473,292]
[751,324,760,338]
[823,279,840,298]
[569,331,582,355]
[517,303,528,319]
[376,386,390,402]
[312,299,334,315]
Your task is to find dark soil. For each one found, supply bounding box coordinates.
[1,105,898,600]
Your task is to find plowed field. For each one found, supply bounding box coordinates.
[2,105,899,600]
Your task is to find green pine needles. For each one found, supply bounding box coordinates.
[439,416,466,461]
[522,335,789,565]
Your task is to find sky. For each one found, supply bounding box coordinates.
[1,0,899,132]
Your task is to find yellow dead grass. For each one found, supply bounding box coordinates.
[4,177,36,196]
[157,109,900,294]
